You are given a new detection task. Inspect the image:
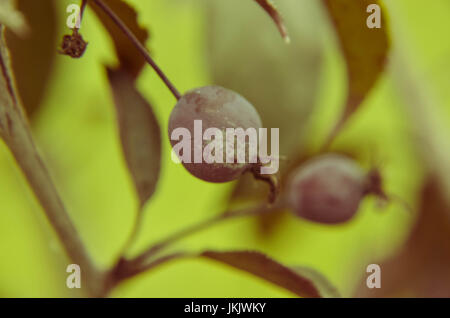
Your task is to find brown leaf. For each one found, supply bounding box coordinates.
[292,266,341,298]
[4,0,57,118]
[106,67,161,208]
[322,0,390,144]
[202,250,334,297]
[253,0,289,42]
[355,179,450,297]
[91,0,149,78]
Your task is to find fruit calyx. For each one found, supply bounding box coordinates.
[364,168,388,201]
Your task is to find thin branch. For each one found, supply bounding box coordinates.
[108,200,285,288]
[126,202,284,271]
[114,252,191,283]
[0,26,101,296]
[90,0,182,100]
[116,208,144,258]
[254,0,290,43]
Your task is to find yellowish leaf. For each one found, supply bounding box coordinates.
[106,68,161,208]
[322,0,390,145]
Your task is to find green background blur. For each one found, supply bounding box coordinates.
[1,0,449,297]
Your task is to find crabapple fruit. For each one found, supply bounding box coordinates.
[287,154,375,224]
[168,86,263,183]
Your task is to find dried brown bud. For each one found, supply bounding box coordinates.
[59,29,87,58]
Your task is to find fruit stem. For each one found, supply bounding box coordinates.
[80,0,88,22]
[90,0,182,100]
[250,164,280,203]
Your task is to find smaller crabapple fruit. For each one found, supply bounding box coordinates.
[287,154,384,224]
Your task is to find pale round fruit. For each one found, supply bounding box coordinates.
[168,86,263,183]
[288,154,367,224]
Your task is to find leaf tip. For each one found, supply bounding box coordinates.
[254,0,289,42]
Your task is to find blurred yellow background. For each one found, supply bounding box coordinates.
[0,0,449,297]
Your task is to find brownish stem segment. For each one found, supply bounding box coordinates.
[0,26,101,297]
[254,0,290,43]
[249,163,280,203]
[90,0,181,100]
[80,0,88,20]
